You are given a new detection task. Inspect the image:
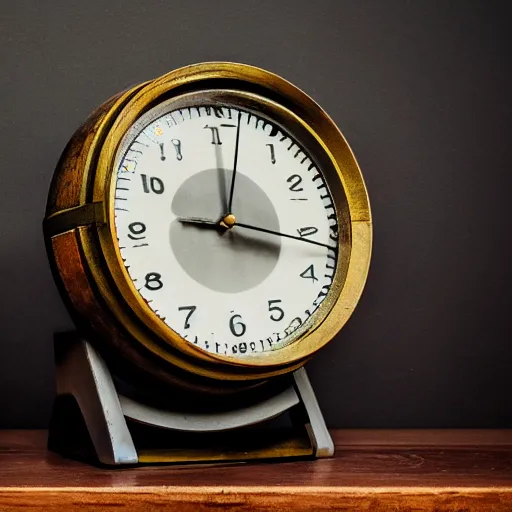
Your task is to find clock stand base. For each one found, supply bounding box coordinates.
[48,333,334,465]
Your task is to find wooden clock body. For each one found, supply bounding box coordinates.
[43,63,372,464]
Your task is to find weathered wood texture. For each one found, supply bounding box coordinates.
[45,92,123,217]
[0,430,511,511]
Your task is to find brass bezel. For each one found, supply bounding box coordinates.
[87,62,371,379]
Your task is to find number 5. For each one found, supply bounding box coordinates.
[268,300,285,322]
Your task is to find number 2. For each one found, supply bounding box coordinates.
[287,174,303,191]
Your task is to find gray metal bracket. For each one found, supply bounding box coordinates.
[49,335,334,465]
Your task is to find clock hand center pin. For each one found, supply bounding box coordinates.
[219,213,236,229]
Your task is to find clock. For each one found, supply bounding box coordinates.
[44,62,372,464]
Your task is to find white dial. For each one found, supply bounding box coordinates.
[112,102,338,358]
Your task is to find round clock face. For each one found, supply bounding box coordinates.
[111,99,339,359]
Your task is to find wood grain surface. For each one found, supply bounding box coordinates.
[0,430,511,511]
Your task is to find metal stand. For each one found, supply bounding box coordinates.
[48,334,334,465]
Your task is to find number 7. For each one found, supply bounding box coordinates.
[178,305,197,329]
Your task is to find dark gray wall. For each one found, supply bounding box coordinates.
[0,1,510,428]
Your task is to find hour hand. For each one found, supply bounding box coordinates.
[177,216,223,230]
[178,214,237,230]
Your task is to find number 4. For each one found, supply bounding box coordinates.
[300,264,318,282]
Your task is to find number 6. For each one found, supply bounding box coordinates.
[229,314,246,337]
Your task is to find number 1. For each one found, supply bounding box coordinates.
[266,143,276,164]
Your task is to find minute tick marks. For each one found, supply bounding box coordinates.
[113,103,339,358]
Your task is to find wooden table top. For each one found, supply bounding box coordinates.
[0,429,511,511]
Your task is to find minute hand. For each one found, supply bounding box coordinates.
[227,110,242,213]
[235,222,335,250]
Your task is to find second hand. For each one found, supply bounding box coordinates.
[234,222,335,250]
[178,216,336,251]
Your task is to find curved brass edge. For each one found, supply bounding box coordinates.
[295,220,372,351]
[143,62,371,222]
[80,225,308,381]
[91,62,370,222]
[88,62,371,374]
[96,88,351,369]
[45,85,147,220]
[43,202,104,237]
[79,83,149,208]
[58,227,284,390]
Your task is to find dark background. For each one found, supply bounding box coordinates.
[0,1,510,428]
